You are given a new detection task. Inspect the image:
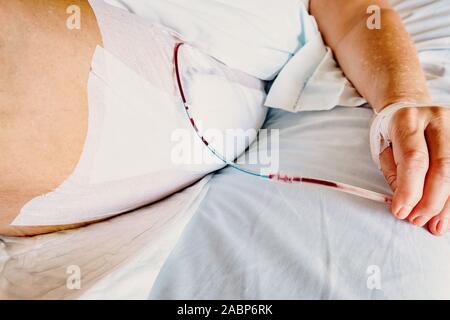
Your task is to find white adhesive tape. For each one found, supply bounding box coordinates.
[370,101,448,169]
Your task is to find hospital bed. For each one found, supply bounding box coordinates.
[1,0,450,300]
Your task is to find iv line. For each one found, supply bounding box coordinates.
[173,42,392,205]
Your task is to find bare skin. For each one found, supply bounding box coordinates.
[0,0,102,236]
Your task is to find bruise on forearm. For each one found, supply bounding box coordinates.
[311,1,431,112]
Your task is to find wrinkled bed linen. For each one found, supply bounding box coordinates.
[149,106,450,300]
[0,176,211,300]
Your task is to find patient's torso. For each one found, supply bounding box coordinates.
[0,0,267,236]
[0,0,101,235]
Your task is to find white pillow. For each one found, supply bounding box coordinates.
[106,0,311,80]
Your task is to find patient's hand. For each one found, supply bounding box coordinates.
[311,0,449,235]
[379,107,450,236]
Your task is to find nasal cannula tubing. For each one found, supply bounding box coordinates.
[173,42,392,205]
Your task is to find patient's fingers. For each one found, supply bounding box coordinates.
[380,145,398,192]
[390,108,429,220]
[428,197,450,236]
[408,110,450,227]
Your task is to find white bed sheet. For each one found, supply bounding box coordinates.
[149,106,450,300]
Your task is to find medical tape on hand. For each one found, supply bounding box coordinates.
[370,101,449,169]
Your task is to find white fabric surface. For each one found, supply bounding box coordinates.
[107,0,310,80]
[0,176,211,299]
[265,13,366,111]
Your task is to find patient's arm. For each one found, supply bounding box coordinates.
[310,0,430,111]
[310,0,450,236]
